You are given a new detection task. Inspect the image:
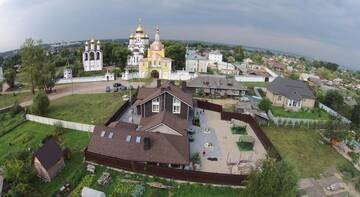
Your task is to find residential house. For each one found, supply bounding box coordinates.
[266,77,315,111]
[186,75,247,97]
[33,138,65,182]
[208,50,223,63]
[185,49,209,73]
[86,81,193,168]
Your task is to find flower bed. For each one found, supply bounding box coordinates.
[231,126,247,134]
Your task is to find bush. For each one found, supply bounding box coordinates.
[54,121,65,137]
[231,126,247,134]
[31,90,49,115]
[191,152,201,164]
[132,184,145,197]
[259,98,272,112]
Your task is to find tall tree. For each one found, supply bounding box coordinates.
[351,105,360,130]
[243,159,298,197]
[4,68,16,88]
[21,39,46,94]
[323,90,344,110]
[233,46,245,62]
[112,45,131,70]
[31,90,50,115]
[165,42,186,70]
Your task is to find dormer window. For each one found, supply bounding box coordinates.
[152,97,160,112]
[173,98,181,114]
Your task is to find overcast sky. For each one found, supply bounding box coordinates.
[0,0,359,70]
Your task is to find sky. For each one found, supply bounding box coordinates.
[0,0,359,70]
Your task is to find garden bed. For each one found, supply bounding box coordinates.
[271,106,330,120]
[236,135,255,151]
[231,126,247,134]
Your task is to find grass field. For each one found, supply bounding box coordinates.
[0,111,25,137]
[45,92,127,124]
[263,126,354,178]
[0,92,32,108]
[271,106,330,120]
[0,121,90,196]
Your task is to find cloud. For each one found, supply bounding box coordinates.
[0,0,359,70]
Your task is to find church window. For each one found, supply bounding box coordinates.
[96,52,100,60]
[152,97,160,112]
[173,98,181,114]
[90,52,95,60]
[84,53,88,61]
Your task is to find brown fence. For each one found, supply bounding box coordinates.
[196,100,280,159]
[85,150,247,186]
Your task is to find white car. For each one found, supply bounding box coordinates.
[122,95,130,101]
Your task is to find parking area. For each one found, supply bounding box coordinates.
[189,108,267,174]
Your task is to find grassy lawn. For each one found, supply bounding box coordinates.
[271,106,330,120]
[0,92,33,108]
[263,126,353,178]
[0,111,25,137]
[0,121,90,196]
[45,92,127,124]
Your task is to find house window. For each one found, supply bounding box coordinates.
[152,97,160,112]
[173,98,181,114]
[277,95,282,101]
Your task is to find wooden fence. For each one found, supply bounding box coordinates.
[85,150,247,186]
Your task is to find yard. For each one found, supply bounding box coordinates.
[271,106,330,120]
[0,121,90,196]
[45,92,128,124]
[263,126,355,178]
[71,166,241,197]
[0,92,33,108]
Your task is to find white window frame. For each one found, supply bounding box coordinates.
[172,97,181,114]
[152,97,160,112]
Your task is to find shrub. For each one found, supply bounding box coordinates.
[54,121,65,137]
[191,152,201,164]
[259,98,272,112]
[231,126,247,134]
[111,183,134,197]
[132,184,145,197]
[31,90,49,115]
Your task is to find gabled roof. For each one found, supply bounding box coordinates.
[137,82,193,107]
[87,125,190,165]
[267,77,315,100]
[34,138,63,170]
[140,111,187,136]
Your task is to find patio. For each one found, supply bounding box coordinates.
[189,108,267,174]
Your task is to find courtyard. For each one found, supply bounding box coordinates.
[189,108,267,174]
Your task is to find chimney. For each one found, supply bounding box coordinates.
[157,79,161,88]
[181,81,187,91]
[144,137,151,150]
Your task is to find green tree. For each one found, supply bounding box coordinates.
[4,68,16,88]
[233,46,245,62]
[21,39,46,94]
[243,159,298,197]
[323,90,344,110]
[31,90,50,115]
[165,42,186,70]
[112,45,131,69]
[351,105,360,130]
[288,73,299,80]
[259,98,272,112]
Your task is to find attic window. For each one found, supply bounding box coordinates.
[136,136,141,143]
[126,135,132,142]
[152,97,160,113]
[173,98,181,114]
[100,131,106,137]
[108,132,114,139]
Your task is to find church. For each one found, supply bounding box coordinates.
[138,26,172,79]
[82,39,103,72]
[127,23,149,69]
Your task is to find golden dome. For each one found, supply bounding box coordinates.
[129,33,135,39]
[136,24,144,33]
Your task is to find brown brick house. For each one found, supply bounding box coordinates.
[33,138,65,182]
[266,77,315,111]
[86,81,193,168]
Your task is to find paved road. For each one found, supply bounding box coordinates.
[9,79,156,108]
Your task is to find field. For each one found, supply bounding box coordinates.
[45,92,127,124]
[0,92,33,108]
[0,121,90,196]
[263,126,354,178]
[271,106,330,120]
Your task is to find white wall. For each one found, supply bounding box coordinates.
[26,114,95,132]
[57,75,115,84]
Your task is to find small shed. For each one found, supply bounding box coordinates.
[33,138,65,182]
[81,187,106,197]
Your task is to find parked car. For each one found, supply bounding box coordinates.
[122,95,130,101]
[113,83,121,87]
[105,86,111,92]
[113,87,119,92]
[119,86,127,91]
